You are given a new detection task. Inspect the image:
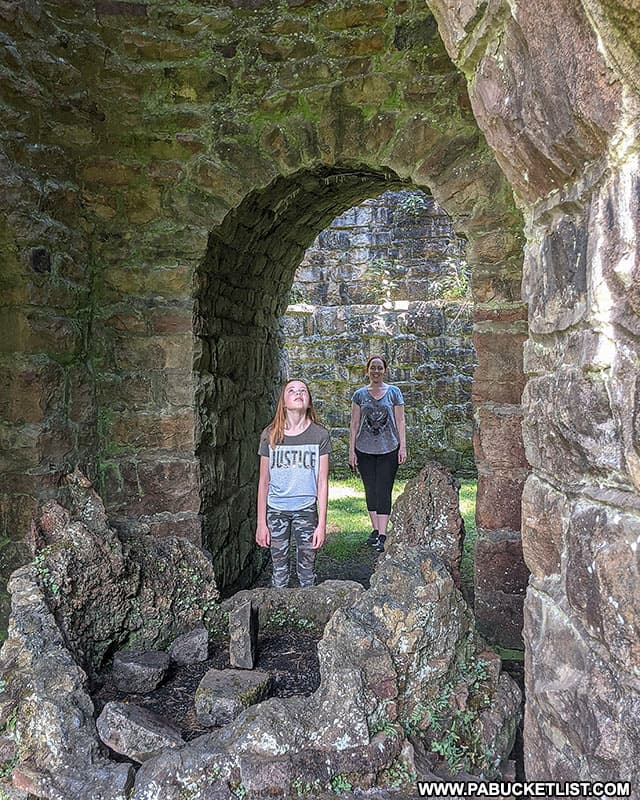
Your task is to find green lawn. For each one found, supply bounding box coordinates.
[325,475,477,595]
[323,476,407,560]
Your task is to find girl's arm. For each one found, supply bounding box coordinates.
[255,455,271,547]
[312,453,330,550]
[394,404,407,464]
[349,402,360,468]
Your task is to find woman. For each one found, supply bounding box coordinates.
[349,355,407,553]
[256,379,331,588]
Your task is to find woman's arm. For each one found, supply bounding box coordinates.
[255,455,271,547]
[312,453,330,550]
[394,404,407,465]
[349,402,360,468]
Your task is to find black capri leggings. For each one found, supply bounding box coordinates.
[355,447,399,516]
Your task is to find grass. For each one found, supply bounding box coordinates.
[458,479,477,596]
[323,476,407,559]
[325,476,477,582]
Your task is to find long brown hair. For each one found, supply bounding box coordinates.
[269,379,317,448]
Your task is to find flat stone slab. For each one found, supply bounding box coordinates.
[229,600,258,669]
[96,701,184,763]
[169,626,209,665]
[112,650,170,693]
[194,668,272,727]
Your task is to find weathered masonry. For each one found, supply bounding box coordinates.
[1,0,638,783]
[282,189,477,479]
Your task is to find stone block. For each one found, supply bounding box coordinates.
[170,627,209,666]
[229,600,258,669]
[110,412,195,451]
[520,475,566,579]
[523,587,631,780]
[194,668,272,727]
[472,329,527,404]
[325,31,385,57]
[97,374,154,412]
[80,159,140,186]
[101,266,193,303]
[0,358,65,424]
[141,512,202,544]
[96,702,184,763]
[524,213,588,334]
[100,457,200,515]
[565,500,640,671]
[461,5,621,203]
[474,589,524,649]
[475,471,527,531]
[320,3,387,31]
[474,530,529,595]
[473,405,528,470]
[522,369,624,481]
[112,650,170,693]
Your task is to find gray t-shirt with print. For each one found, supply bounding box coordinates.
[352,384,404,455]
[258,421,332,511]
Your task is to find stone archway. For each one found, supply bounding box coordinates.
[2,0,638,787]
[0,0,528,651]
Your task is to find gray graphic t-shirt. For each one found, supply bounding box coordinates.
[352,385,404,455]
[258,421,332,511]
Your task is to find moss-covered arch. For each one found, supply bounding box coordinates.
[195,165,408,584]
[1,0,526,644]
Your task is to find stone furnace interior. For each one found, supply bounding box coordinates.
[0,0,639,793]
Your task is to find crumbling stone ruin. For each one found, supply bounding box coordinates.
[0,472,520,798]
[1,0,639,792]
[281,189,476,477]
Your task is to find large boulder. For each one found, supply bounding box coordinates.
[23,472,222,676]
[0,567,135,800]
[389,462,465,586]
[96,702,184,763]
[0,475,223,799]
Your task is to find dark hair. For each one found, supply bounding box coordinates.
[365,355,388,371]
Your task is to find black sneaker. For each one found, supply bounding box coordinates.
[375,534,386,553]
[366,530,379,546]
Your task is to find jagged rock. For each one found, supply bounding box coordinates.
[22,481,222,677]
[169,626,209,666]
[112,650,170,693]
[222,580,364,633]
[229,600,258,669]
[96,701,185,763]
[194,668,272,727]
[315,543,520,774]
[133,544,521,797]
[0,566,135,799]
[389,462,464,586]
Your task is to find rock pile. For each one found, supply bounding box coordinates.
[0,468,521,799]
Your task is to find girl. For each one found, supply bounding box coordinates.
[349,355,407,553]
[256,379,331,588]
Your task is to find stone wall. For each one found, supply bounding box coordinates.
[430,0,640,784]
[0,1,526,652]
[281,189,476,477]
[0,0,522,620]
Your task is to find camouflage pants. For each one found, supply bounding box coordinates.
[267,505,317,589]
